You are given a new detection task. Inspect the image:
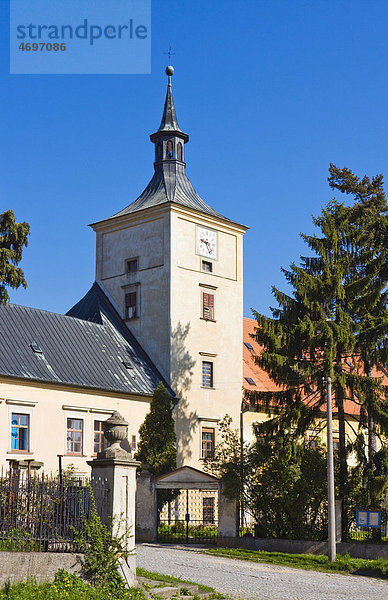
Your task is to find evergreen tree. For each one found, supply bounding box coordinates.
[134,382,177,477]
[249,165,388,541]
[0,209,30,305]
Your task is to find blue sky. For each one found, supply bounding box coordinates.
[1,0,388,318]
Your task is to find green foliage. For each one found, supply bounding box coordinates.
[73,487,131,596]
[135,382,177,477]
[248,164,388,538]
[204,547,388,578]
[0,570,146,599]
[250,433,328,540]
[0,209,30,305]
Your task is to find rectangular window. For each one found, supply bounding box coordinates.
[132,435,137,452]
[202,260,213,273]
[333,438,340,451]
[127,259,138,273]
[203,497,215,524]
[201,428,215,458]
[125,291,137,319]
[11,413,29,451]
[202,293,214,320]
[67,418,83,455]
[93,420,107,455]
[202,361,213,388]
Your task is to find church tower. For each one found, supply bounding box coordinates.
[91,67,247,467]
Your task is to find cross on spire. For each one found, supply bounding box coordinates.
[165,46,175,66]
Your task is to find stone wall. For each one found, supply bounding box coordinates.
[216,537,388,559]
[0,552,83,586]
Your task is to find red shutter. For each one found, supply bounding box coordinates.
[203,293,214,320]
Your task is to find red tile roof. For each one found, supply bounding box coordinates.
[242,317,388,417]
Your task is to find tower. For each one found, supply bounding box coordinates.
[91,67,247,467]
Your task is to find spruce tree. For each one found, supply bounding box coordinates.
[0,209,30,305]
[249,165,388,541]
[134,382,177,477]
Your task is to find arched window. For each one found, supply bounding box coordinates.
[156,143,162,160]
[177,142,183,161]
[166,140,173,159]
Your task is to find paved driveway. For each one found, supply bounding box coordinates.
[136,543,387,600]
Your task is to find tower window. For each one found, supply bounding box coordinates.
[202,260,212,273]
[202,361,214,388]
[201,427,215,458]
[127,259,138,273]
[166,140,173,159]
[125,291,138,319]
[156,142,162,160]
[177,142,183,161]
[202,293,215,321]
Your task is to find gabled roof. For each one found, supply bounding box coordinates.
[0,282,174,397]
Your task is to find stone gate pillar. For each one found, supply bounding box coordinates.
[88,412,140,587]
[136,463,157,542]
[218,481,238,538]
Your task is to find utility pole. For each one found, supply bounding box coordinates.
[325,376,336,562]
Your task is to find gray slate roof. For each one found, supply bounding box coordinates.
[110,163,227,220]
[0,282,173,397]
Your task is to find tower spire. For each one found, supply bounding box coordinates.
[158,65,182,133]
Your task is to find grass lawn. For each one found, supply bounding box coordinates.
[204,547,388,579]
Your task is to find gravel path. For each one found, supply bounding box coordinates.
[136,543,387,600]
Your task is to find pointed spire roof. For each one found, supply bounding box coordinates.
[157,67,182,133]
[101,66,236,224]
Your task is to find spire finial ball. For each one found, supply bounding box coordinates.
[166,65,174,76]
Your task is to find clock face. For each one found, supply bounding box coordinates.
[196,227,217,259]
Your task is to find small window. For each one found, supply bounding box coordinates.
[166,140,173,159]
[67,418,83,455]
[202,361,213,388]
[156,142,162,160]
[202,260,213,273]
[203,497,215,524]
[127,259,138,273]
[201,428,215,458]
[132,435,137,452]
[125,292,137,319]
[245,377,256,386]
[11,413,29,452]
[308,435,317,449]
[30,343,43,354]
[94,420,108,455]
[244,342,254,352]
[177,142,183,161]
[333,438,340,451]
[202,293,214,321]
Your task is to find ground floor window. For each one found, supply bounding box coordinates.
[203,496,215,524]
[67,418,83,455]
[11,413,29,451]
[93,420,108,454]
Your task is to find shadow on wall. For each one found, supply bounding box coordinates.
[171,322,197,465]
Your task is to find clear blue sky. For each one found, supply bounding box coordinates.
[1,0,387,318]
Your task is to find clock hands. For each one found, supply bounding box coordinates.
[200,238,214,254]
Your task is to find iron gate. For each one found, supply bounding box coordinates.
[157,488,218,544]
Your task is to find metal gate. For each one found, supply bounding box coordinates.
[157,488,218,544]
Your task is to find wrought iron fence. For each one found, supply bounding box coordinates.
[0,469,108,552]
[157,489,218,544]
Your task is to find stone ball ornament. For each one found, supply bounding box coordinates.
[166,65,174,76]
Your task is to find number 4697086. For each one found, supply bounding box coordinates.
[18,42,67,51]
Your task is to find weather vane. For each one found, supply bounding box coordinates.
[165,46,175,66]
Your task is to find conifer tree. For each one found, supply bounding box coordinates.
[249,165,388,541]
[0,209,30,305]
[134,382,177,477]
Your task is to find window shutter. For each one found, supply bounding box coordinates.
[203,293,214,320]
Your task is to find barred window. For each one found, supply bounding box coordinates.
[203,497,215,524]
[202,361,213,388]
